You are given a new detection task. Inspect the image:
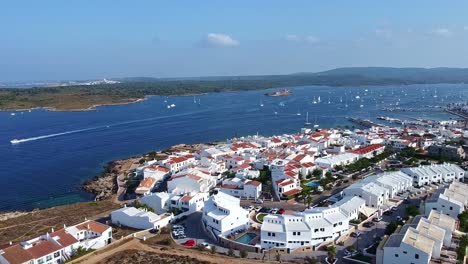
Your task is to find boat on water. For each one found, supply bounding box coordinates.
[304,112,312,126]
[265,89,291,97]
[10,139,20,144]
[170,104,176,107]
[312,96,317,104]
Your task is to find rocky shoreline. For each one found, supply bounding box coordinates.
[81,143,207,201]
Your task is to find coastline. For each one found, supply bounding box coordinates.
[0,97,148,112]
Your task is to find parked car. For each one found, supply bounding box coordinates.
[363,222,375,228]
[255,206,262,212]
[391,206,398,211]
[255,199,264,204]
[396,216,403,222]
[383,210,393,216]
[247,205,254,211]
[149,228,159,234]
[350,232,361,238]
[182,239,196,247]
[278,208,285,214]
[373,216,382,222]
[270,209,278,214]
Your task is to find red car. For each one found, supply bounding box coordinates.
[182,239,196,247]
[278,208,285,214]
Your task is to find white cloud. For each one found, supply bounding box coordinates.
[431,28,452,37]
[374,29,392,39]
[205,33,239,47]
[285,34,320,44]
[285,34,301,42]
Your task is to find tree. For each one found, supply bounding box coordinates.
[458,210,468,232]
[210,245,217,254]
[227,248,235,257]
[385,221,400,235]
[327,245,336,261]
[406,205,420,217]
[312,169,322,178]
[239,249,248,258]
[325,171,333,179]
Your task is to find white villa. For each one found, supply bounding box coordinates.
[202,192,250,237]
[111,206,172,230]
[0,221,111,264]
[401,163,465,187]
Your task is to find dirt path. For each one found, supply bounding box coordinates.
[70,238,280,264]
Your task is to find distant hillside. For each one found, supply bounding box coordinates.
[305,67,468,83]
[1,67,467,111]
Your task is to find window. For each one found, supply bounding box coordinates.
[395,254,399,257]
[46,255,52,261]
[38,259,44,264]
[415,254,419,259]
[450,206,453,210]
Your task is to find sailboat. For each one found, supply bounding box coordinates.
[340,96,343,103]
[193,96,197,103]
[304,112,312,126]
[296,108,301,116]
[164,97,168,103]
[317,96,321,103]
[313,115,319,128]
[260,100,264,107]
[312,96,317,104]
[328,97,331,104]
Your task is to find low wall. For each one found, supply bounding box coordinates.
[218,235,261,253]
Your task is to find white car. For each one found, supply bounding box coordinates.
[255,206,262,212]
[247,205,254,211]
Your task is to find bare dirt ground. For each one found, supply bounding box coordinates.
[0,200,120,245]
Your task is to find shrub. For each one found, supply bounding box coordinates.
[227,248,235,257]
[239,250,248,258]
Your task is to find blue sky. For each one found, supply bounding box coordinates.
[2,0,468,81]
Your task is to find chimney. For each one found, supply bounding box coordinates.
[64,224,67,229]
[9,241,12,245]
[51,228,54,233]
[87,224,90,230]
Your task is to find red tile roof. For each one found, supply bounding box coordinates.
[0,245,33,264]
[25,240,62,259]
[292,154,306,163]
[221,184,240,189]
[352,144,385,155]
[75,220,110,234]
[181,195,193,202]
[245,180,262,187]
[50,229,79,248]
[278,179,294,186]
[283,189,301,196]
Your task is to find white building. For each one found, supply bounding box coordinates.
[219,179,262,200]
[424,185,467,219]
[343,182,389,209]
[401,164,465,187]
[331,196,366,220]
[202,192,250,237]
[0,220,111,264]
[361,171,413,199]
[111,206,172,230]
[261,206,350,252]
[314,153,359,169]
[379,227,435,264]
[141,192,171,214]
[143,165,171,181]
[167,170,216,194]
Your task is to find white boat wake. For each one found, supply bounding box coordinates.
[10,127,99,144]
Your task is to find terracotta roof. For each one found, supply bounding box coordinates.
[25,240,62,259]
[279,179,294,186]
[352,144,385,155]
[50,229,79,247]
[283,189,301,196]
[137,177,156,189]
[271,138,282,143]
[181,195,193,202]
[284,171,296,178]
[170,156,187,163]
[75,220,110,234]
[245,180,262,187]
[302,162,315,168]
[0,245,33,264]
[146,165,170,173]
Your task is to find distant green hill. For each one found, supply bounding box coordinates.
[1,67,467,111]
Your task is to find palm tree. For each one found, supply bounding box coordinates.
[327,245,337,262]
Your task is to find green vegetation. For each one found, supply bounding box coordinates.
[457,235,468,262]
[385,220,404,235]
[227,248,235,257]
[66,246,95,262]
[304,256,319,264]
[346,158,371,173]
[458,211,468,232]
[405,205,420,217]
[256,213,267,223]
[327,245,337,261]
[4,67,468,110]
[239,249,248,258]
[134,200,155,212]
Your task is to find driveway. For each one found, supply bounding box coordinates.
[172,211,216,246]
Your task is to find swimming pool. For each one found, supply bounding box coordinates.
[306,181,319,187]
[235,232,257,244]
